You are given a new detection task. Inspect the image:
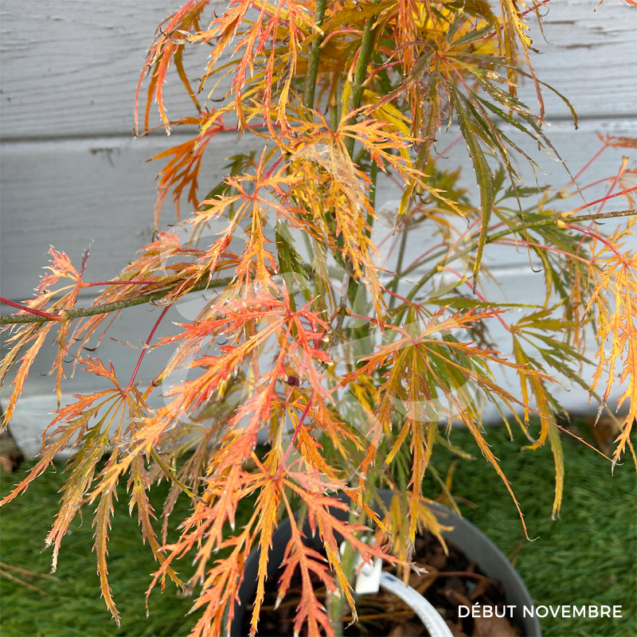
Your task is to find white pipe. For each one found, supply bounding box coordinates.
[378,571,454,637]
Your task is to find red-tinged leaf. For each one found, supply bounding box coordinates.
[585,224,637,464]
[284,478,398,626]
[278,495,337,637]
[251,477,281,635]
[150,112,226,228]
[3,327,51,422]
[136,0,211,133]
[128,456,182,589]
[0,416,87,507]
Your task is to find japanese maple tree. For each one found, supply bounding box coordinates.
[1,1,636,636]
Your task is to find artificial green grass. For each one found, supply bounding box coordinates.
[0,424,635,637]
[0,469,199,637]
[423,425,637,637]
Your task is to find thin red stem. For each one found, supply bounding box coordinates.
[595,158,628,217]
[264,154,285,179]
[384,288,412,305]
[347,312,408,338]
[348,312,381,324]
[568,186,637,215]
[404,241,446,273]
[126,305,170,391]
[83,280,158,287]
[444,267,510,331]
[320,29,363,48]
[434,135,463,159]
[0,297,61,321]
[576,159,628,253]
[496,239,591,264]
[404,216,483,276]
[561,175,618,195]
[562,143,608,191]
[364,60,402,84]
[566,225,624,261]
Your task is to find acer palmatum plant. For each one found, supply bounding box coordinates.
[1,0,636,635]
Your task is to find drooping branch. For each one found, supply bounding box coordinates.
[2,208,634,328]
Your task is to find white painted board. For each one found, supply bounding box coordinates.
[2,119,635,301]
[0,0,636,141]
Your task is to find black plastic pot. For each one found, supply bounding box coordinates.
[230,491,541,636]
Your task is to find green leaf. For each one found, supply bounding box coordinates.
[455,98,494,285]
[275,221,313,303]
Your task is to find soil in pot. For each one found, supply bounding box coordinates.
[242,529,521,637]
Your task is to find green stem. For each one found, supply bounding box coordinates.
[325,263,352,354]
[369,159,378,212]
[275,221,299,336]
[337,18,377,357]
[330,98,339,131]
[388,217,410,310]
[303,0,328,110]
[2,208,633,328]
[326,511,360,636]
[397,208,635,286]
[344,19,376,158]
[0,277,233,326]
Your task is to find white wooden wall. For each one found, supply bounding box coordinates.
[1,0,636,456]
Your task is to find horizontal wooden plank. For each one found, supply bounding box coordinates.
[0,132,246,300]
[0,0,635,141]
[0,0,197,139]
[519,0,637,120]
[2,119,635,302]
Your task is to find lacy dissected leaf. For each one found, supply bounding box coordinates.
[277,501,337,637]
[0,247,91,421]
[93,482,119,624]
[46,428,110,572]
[150,112,227,227]
[586,220,637,464]
[147,465,256,636]
[250,475,282,634]
[127,455,182,588]
[510,332,564,518]
[282,477,397,633]
[136,0,212,132]
[345,307,551,537]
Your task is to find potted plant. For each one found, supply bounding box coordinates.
[0,0,635,636]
